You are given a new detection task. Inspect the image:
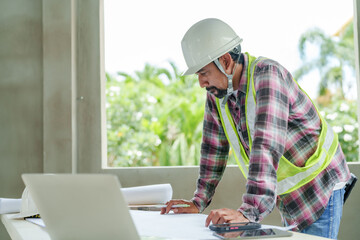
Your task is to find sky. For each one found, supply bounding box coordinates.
[104,0,355,99]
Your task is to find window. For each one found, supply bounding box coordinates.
[103,0,357,168]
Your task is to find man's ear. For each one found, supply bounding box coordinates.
[219,53,233,74]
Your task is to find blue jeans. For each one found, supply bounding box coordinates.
[300,188,345,239]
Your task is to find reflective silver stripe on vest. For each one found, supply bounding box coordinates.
[218,102,249,178]
[276,122,334,194]
[245,59,259,140]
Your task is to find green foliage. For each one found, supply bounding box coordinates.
[106,63,206,167]
[319,93,359,162]
[295,20,359,162]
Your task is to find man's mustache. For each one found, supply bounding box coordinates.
[206,86,219,92]
[205,86,227,98]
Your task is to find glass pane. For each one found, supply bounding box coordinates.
[104,0,356,167]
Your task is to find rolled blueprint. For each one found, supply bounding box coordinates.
[0,198,22,214]
[121,183,173,205]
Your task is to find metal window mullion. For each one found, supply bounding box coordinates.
[354,0,360,161]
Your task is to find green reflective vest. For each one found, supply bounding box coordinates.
[215,52,338,195]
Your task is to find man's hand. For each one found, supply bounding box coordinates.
[160,199,199,214]
[205,208,249,227]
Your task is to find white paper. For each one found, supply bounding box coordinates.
[25,218,46,228]
[0,198,22,214]
[22,210,292,240]
[130,210,216,239]
[24,211,215,239]
[121,184,173,205]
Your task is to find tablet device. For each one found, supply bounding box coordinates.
[213,228,293,239]
[209,222,261,232]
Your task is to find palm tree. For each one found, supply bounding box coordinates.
[106,62,205,167]
[294,18,355,98]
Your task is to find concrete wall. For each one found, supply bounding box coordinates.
[0,0,43,239]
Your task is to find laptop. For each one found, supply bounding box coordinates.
[22,173,140,240]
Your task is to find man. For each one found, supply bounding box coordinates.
[161,18,352,239]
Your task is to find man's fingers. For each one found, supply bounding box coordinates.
[205,208,242,226]
[206,210,223,226]
[222,215,232,223]
[205,211,214,226]
[161,201,175,214]
[160,208,165,214]
[212,211,222,225]
[165,201,178,214]
[173,203,199,214]
[161,200,198,215]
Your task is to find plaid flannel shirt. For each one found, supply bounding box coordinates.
[191,53,351,231]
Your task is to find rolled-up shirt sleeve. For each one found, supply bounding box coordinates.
[239,62,289,222]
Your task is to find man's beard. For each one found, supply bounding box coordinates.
[206,86,227,98]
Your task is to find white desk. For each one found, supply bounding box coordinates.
[2,213,329,240]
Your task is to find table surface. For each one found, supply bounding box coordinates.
[1,213,330,240]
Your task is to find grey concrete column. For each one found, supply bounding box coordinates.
[43,0,77,173]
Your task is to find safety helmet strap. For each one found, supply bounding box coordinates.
[213,59,234,105]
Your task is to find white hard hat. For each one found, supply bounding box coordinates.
[181,18,242,75]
